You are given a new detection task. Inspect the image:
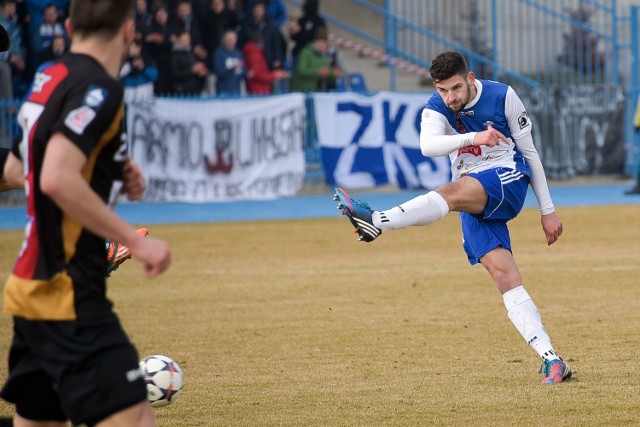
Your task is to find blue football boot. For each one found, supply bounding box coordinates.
[333,187,381,242]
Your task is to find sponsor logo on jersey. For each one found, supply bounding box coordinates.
[518,111,530,129]
[32,72,53,93]
[457,145,482,157]
[459,110,474,116]
[482,149,508,162]
[84,85,107,109]
[64,105,96,135]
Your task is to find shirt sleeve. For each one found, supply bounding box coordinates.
[505,86,532,140]
[514,132,555,215]
[50,78,123,159]
[419,107,477,157]
[505,86,554,214]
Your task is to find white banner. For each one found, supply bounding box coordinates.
[127,94,306,202]
[314,91,450,190]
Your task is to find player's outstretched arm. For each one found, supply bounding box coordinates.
[41,133,171,277]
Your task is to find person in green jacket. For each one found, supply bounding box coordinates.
[290,25,341,92]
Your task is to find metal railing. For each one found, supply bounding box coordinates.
[284,0,638,176]
[286,0,631,87]
[0,98,22,204]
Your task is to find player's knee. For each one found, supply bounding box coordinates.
[481,251,521,289]
[436,179,486,213]
[96,401,156,427]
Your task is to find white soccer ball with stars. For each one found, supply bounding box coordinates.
[139,354,184,407]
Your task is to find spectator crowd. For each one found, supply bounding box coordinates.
[0,0,349,101]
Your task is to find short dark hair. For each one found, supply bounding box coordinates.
[69,0,134,40]
[313,25,328,41]
[429,51,469,82]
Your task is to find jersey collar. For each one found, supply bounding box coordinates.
[464,79,483,110]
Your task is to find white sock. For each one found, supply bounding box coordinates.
[372,191,449,231]
[503,285,559,361]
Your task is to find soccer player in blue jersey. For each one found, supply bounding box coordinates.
[334,50,572,384]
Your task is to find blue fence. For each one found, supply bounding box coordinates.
[285,0,640,177]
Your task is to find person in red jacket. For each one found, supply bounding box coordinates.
[242,32,288,95]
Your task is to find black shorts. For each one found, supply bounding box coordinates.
[0,314,148,426]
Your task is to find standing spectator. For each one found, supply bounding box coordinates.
[170,30,208,95]
[145,3,173,95]
[201,0,239,58]
[212,27,245,96]
[14,0,27,34]
[242,32,288,95]
[266,0,287,28]
[135,0,153,41]
[37,32,66,65]
[227,0,243,21]
[121,39,159,102]
[162,0,206,16]
[288,0,324,62]
[13,0,30,80]
[24,0,67,75]
[238,0,285,71]
[290,26,339,92]
[244,0,286,28]
[0,0,25,100]
[38,3,66,55]
[168,0,207,62]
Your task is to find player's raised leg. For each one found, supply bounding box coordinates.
[333,178,488,242]
[333,186,452,242]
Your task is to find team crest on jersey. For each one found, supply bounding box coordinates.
[64,105,96,135]
[453,114,467,133]
[517,111,530,129]
[84,85,107,109]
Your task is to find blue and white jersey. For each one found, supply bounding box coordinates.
[423,79,532,181]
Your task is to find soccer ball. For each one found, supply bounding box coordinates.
[139,354,184,407]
